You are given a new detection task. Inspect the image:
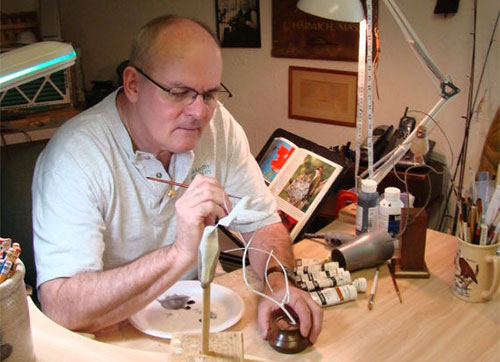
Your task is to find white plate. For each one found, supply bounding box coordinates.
[129,280,244,339]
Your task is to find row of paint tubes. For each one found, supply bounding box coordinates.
[294,258,367,307]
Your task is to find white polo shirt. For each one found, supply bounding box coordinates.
[32,89,279,287]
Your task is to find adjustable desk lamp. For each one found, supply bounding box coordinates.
[0,41,76,93]
[297,0,460,186]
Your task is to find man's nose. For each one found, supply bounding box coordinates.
[185,94,207,119]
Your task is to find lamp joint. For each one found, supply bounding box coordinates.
[441,81,460,99]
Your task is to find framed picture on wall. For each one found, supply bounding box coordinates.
[289,66,357,127]
[272,0,378,61]
[215,0,261,48]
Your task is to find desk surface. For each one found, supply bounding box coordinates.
[29,226,499,361]
[1,106,78,146]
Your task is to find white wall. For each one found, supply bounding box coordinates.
[5,0,499,202]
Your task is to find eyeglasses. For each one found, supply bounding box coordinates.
[131,65,232,107]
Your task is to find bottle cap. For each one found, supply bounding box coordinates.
[361,179,377,193]
[384,187,401,202]
[353,278,367,292]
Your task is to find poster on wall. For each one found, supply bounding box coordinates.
[272,0,378,61]
[216,0,261,48]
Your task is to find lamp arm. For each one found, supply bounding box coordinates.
[384,0,451,91]
[360,97,450,184]
[359,0,461,184]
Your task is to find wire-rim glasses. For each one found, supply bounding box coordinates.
[130,65,232,107]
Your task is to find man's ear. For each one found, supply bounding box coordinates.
[122,66,140,103]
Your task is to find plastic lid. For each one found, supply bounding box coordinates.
[384,187,401,201]
[353,278,367,292]
[361,179,377,193]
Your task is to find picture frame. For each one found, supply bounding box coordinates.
[288,66,357,127]
[272,0,378,61]
[215,0,261,48]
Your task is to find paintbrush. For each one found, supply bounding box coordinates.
[387,260,402,303]
[146,177,242,199]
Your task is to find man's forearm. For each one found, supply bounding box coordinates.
[244,222,294,281]
[39,242,194,332]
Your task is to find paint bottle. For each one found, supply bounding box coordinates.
[309,284,358,307]
[356,179,379,235]
[379,187,404,237]
[379,187,404,257]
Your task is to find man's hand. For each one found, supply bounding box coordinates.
[256,275,323,344]
[173,174,230,261]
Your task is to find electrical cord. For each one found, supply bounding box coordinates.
[387,108,457,235]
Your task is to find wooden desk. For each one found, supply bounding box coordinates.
[28,227,499,361]
[0,106,79,145]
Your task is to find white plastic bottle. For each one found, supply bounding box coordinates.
[379,187,404,237]
[356,179,379,235]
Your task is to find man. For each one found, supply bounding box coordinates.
[32,15,322,343]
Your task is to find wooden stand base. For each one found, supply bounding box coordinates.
[168,331,244,361]
[393,208,431,279]
[393,257,430,279]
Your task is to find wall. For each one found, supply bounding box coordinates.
[4,0,499,223]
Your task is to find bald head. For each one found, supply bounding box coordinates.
[130,16,220,72]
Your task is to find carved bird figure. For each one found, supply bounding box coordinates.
[410,125,429,164]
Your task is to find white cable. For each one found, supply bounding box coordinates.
[264,250,275,293]
[225,244,296,325]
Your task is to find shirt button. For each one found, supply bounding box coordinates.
[156,172,162,178]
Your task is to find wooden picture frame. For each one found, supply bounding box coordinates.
[288,66,357,127]
[272,0,378,61]
[215,0,261,48]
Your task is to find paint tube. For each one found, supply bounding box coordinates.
[310,285,358,307]
[294,261,340,275]
[294,257,331,267]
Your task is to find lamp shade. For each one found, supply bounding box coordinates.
[297,0,365,23]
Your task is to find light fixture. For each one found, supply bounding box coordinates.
[298,0,460,185]
[297,0,365,23]
[0,41,76,93]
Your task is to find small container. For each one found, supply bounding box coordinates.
[356,179,380,235]
[379,187,404,237]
